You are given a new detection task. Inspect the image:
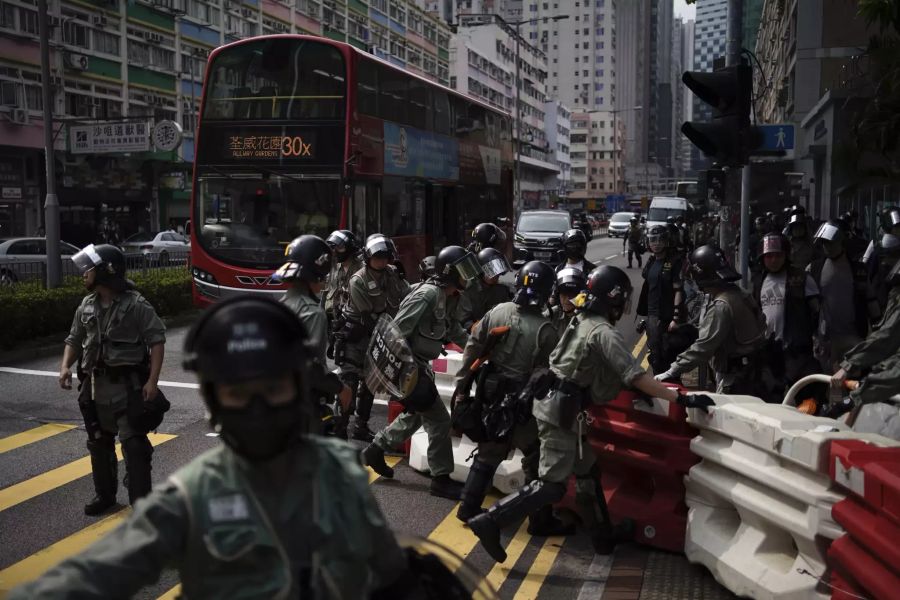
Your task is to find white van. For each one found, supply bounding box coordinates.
[647,196,689,229]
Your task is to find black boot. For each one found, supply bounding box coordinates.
[456,460,497,522]
[361,443,394,478]
[528,504,576,536]
[349,420,375,442]
[468,480,567,563]
[430,474,464,500]
[85,437,118,516]
[351,386,376,442]
[576,472,634,555]
[122,435,154,505]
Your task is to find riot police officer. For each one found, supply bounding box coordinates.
[468,222,507,253]
[459,248,512,330]
[362,246,479,499]
[322,229,363,335]
[19,297,415,598]
[276,235,352,434]
[469,266,714,562]
[552,266,587,336]
[453,261,572,537]
[336,234,410,441]
[419,255,437,280]
[623,218,644,268]
[864,207,900,311]
[636,225,686,375]
[60,244,167,516]
[655,245,768,395]
[784,210,815,270]
[558,228,597,273]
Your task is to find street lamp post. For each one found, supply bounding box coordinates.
[38,0,61,287]
[459,13,568,219]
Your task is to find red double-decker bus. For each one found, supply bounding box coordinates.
[189,34,513,306]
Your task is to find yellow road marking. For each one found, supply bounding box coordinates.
[631,333,647,358]
[0,433,176,513]
[0,424,76,455]
[0,509,129,593]
[483,519,532,592]
[155,455,404,599]
[511,535,565,600]
[426,493,500,564]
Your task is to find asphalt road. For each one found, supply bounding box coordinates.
[0,235,734,599]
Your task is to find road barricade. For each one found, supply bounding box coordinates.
[827,439,900,600]
[432,350,464,405]
[684,402,853,600]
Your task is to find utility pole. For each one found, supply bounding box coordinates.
[514,21,522,218]
[39,0,61,288]
[727,0,750,289]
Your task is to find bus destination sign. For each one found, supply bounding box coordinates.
[226,134,313,160]
[198,124,344,166]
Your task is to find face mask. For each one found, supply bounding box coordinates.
[565,244,585,260]
[215,394,307,461]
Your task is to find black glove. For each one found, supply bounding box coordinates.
[677,393,716,413]
[636,319,647,334]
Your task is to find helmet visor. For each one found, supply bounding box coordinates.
[886,209,900,228]
[814,222,841,242]
[326,230,351,247]
[72,244,103,274]
[366,237,396,259]
[452,252,482,282]
[272,261,301,282]
[481,255,511,278]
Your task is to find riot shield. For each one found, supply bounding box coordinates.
[365,314,418,399]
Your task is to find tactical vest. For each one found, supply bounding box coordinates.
[324,255,362,315]
[345,266,406,327]
[403,283,462,362]
[637,253,683,322]
[484,302,554,379]
[810,255,870,338]
[172,440,383,600]
[77,291,150,370]
[752,266,815,351]
[714,287,767,357]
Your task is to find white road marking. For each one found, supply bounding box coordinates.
[0,367,390,405]
[605,254,618,260]
[575,552,615,600]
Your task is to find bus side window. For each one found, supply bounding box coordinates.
[378,66,407,124]
[408,79,431,131]
[433,90,451,135]
[357,61,378,116]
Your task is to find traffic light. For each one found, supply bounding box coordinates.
[681,62,762,166]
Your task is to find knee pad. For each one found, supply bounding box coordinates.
[86,433,115,453]
[121,435,153,462]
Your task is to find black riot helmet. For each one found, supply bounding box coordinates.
[577,265,633,321]
[513,260,555,307]
[757,233,790,260]
[183,296,315,461]
[470,222,506,252]
[561,228,588,260]
[477,247,511,279]
[687,245,740,289]
[432,245,481,289]
[419,255,436,280]
[72,243,131,292]
[754,215,769,233]
[786,212,808,237]
[363,233,397,264]
[881,206,900,232]
[555,266,587,297]
[646,224,670,252]
[814,219,846,243]
[325,229,359,262]
[274,235,332,283]
[789,204,807,217]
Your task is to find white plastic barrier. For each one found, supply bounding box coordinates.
[408,429,526,495]
[684,402,856,600]
[431,351,465,388]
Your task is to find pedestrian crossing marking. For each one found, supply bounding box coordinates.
[425,493,500,567]
[0,433,176,513]
[483,519,531,592]
[0,509,129,593]
[0,424,76,455]
[632,334,647,358]
[511,535,565,600]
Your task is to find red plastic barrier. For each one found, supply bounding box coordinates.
[828,440,900,600]
[387,399,411,455]
[557,388,698,552]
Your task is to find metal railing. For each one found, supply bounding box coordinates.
[0,251,191,288]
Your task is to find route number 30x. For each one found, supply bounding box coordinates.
[280,136,312,157]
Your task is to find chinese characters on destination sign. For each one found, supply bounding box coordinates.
[226,135,314,159]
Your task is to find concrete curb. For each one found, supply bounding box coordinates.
[0,309,202,365]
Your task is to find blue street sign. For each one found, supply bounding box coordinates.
[758,124,795,151]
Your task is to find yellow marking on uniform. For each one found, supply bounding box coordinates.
[0,424,76,455]
[641,353,650,370]
[0,509,129,593]
[156,455,404,599]
[0,433,176,513]
[426,494,500,564]
[631,333,647,358]
[511,535,565,600]
[367,455,402,484]
[483,519,532,592]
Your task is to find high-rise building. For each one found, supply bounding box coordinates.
[690,0,729,172]
[649,0,675,175]
[680,18,696,175]
[545,101,572,203]
[670,17,686,179]
[615,0,650,167]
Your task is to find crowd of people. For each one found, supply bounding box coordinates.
[11,207,898,596]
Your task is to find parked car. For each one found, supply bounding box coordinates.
[120,231,190,266]
[513,210,572,266]
[607,212,636,238]
[0,237,81,285]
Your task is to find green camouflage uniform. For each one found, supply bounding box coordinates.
[459,278,512,331]
[282,287,329,366]
[842,287,900,405]
[9,438,406,599]
[372,282,468,476]
[323,255,363,320]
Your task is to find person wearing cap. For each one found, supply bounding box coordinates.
[362,246,479,500]
[656,245,768,395]
[637,225,687,375]
[15,297,417,599]
[808,220,881,371]
[59,244,167,516]
[751,233,820,402]
[336,233,410,442]
[459,248,513,331]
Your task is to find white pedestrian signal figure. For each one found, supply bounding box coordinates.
[776,127,786,149]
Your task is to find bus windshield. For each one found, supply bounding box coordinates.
[648,207,685,222]
[195,171,340,269]
[203,38,346,121]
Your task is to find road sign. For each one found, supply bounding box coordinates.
[758,124,794,151]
